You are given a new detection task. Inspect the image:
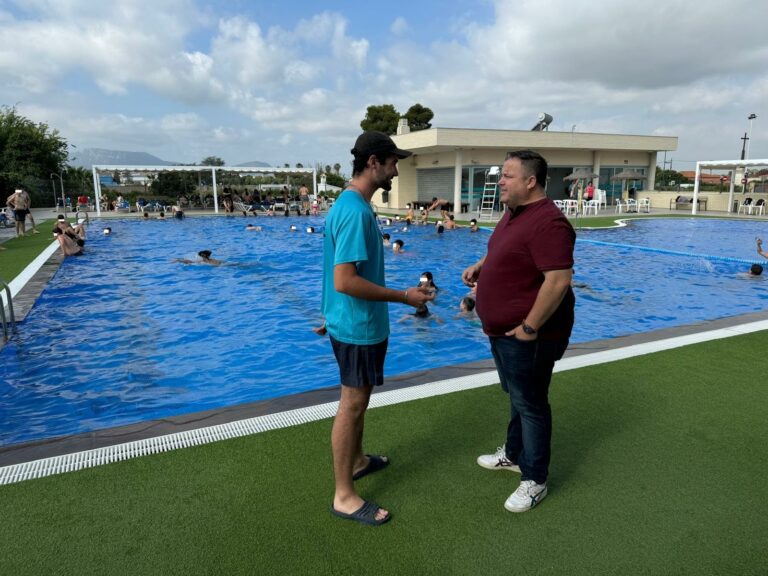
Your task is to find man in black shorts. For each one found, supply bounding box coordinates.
[320,131,433,526]
[6,188,35,237]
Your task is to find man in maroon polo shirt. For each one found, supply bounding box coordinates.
[462,149,575,513]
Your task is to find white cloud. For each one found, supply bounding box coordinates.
[390,17,410,36]
[4,0,768,168]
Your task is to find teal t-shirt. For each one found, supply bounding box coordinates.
[321,190,389,345]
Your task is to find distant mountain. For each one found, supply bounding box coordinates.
[69,148,177,170]
[70,149,273,170]
[234,160,272,167]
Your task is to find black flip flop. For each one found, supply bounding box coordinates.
[330,500,391,526]
[352,454,390,481]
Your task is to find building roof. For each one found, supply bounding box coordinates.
[392,127,677,155]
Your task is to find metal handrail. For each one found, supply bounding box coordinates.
[75,210,89,224]
[0,277,15,342]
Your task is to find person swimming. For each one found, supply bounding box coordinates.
[419,271,439,292]
[175,250,223,266]
[460,296,476,313]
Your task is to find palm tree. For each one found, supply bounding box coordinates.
[333,163,341,175]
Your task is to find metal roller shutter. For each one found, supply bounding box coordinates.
[416,168,454,203]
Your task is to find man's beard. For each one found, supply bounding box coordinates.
[378,178,392,192]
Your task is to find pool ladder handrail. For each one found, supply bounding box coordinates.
[76,210,89,224]
[572,208,583,230]
[0,276,15,342]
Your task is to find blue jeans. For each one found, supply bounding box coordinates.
[489,335,569,485]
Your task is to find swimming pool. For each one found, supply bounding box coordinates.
[1,216,767,447]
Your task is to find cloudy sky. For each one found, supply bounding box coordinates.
[1,0,766,172]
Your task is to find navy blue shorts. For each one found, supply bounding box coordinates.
[330,336,388,388]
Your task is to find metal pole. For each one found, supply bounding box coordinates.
[746,113,757,160]
[740,133,748,160]
[50,172,66,218]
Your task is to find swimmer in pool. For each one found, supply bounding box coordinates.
[418,271,439,293]
[739,263,764,278]
[246,223,262,231]
[175,250,223,266]
[397,303,443,324]
[756,238,768,260]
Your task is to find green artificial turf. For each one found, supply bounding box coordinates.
[0,221,53,283]
[1,332,767,575]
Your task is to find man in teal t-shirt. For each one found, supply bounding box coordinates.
[320,131,433,527]
[322,190,388,344]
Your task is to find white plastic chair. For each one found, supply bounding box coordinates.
[614,198,625,213]
[583,199,600,215]
[738,198,753,214]
[753,198,765,216]
[625,199,638,212]
[563,199,578,216]
[637,198,651,213]
[596,189,607,210]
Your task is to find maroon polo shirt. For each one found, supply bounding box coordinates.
[476,198,575,339]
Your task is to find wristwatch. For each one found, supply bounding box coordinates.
[521,321,537,335]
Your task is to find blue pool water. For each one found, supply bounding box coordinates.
[1,216,767,447]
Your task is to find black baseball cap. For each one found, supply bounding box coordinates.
[352,131,412,159]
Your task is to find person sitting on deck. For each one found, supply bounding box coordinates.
[53,216,86,256]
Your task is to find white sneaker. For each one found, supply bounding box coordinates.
[477,445,521,473]
[504,479,548,513]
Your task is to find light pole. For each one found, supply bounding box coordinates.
[50,172,66,219]
[746,113,757,160]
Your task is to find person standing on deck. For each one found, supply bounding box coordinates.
[462,149,575,513]
[321,131,434,526]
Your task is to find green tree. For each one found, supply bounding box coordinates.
[112,170,122,185]
[360,104,400,134]
[296,162,304,169]
[0,105,69,205]
[655,167,688,187]
[201,156,225,166]
[324,164,331,174]
[65,166,94,195]
[323,172,345,188]
[151,170,198,198]
[333,163,341,175]
[404,103,433,131]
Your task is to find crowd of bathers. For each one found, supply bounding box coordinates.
[375,212,483,324]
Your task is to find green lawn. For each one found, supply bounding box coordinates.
[0,220,54,283]
[1,331,766,576]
